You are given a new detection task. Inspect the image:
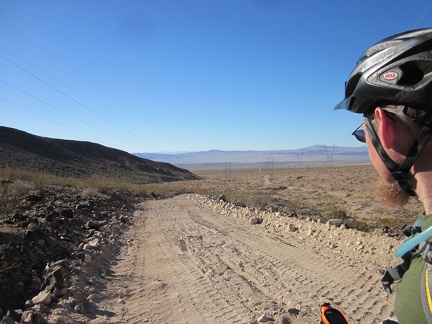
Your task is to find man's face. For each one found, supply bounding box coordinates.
[363,121,410,207]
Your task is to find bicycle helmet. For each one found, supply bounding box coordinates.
[334,28,432,116]
[334,28,432,196]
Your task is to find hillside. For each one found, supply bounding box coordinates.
[0,126,199,183]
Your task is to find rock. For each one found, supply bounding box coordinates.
[250,216,263,225]
[74,304,84,314]
[52,287,68,298]
[288,224,299,232]
[21,309,36,323]
[24,299,34,308]
[31,291,51,306]
[86,238,100,248]
[26,223,39,234]
[327,219,343,227]
[217,195,226,202]
[84,253,92,263]
[26,192,44,203]
[42,265,65,292]
[86,221,103,230]
[60,208,74,218]
[45,210,61,222]
[99,225,109,232]
[4,309,22,323]
[257,313,275,322]
[1,315,17,324]
[287,308,301,315]
[33,303,50,314]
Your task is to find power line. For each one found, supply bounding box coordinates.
[0,44,166,140]
[287,0,363,149]
[0,78,135,145]
[0,95,153,151]
[0,96,107,144]
[414,4,432,27]
[0,52,163,151]
[0,17,178,151]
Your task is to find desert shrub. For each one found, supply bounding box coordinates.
[7,179,34,196]
[0,167,177,198]
[330,205,347,219]
[346,218,370,232]
[0,179,34,216]
[374,216,410,231]
[0,244,20,273]
[0,167,76,189]
[81,187,102,197]
[206,187,277,210]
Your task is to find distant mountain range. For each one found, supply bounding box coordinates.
[135,145,370,168]
[0,125,370,178]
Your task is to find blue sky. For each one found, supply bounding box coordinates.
[1,1,432,153]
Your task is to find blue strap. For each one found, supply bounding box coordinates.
[394,215,431,258]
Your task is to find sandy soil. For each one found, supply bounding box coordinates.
[67,193,402,324]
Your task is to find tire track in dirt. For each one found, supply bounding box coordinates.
[142,200,256,323]
[90,194,395,323]
[183,197,392,323]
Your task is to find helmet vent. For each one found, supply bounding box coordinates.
[345,73,361,97]
[398,62,424,86]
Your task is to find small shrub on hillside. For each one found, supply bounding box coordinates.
[81,187,102,197]
[0,244,20,274]
[0,179,34,216]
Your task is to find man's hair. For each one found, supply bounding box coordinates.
[369,105,425,135]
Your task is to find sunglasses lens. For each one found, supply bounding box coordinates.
[353,128,366,143]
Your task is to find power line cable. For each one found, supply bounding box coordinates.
[0,16,178,151]
[0,78,133,145]
[0,95,149,151]
[0,94,151,151]
[291,2,432,152]
[414,3,432,27]
[0,96,107,144]
[287,0,362,149]
[0,81,161,152]
[0,44,163,139]
[0,52,163,151]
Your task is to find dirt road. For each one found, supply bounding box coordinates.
[89,194,397,323]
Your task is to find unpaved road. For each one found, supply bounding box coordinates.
[88,194,396,323]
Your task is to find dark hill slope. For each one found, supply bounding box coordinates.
[0,126,199,183]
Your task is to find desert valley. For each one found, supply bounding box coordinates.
[0,126,423,323]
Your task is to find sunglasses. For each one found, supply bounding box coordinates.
[352,123,366,143]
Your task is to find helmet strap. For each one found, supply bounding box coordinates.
[364,118,432,197]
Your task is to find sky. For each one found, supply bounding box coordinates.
[1,1,432,154]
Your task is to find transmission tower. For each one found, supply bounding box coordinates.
[324,145,335,165]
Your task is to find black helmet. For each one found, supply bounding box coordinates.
[334,28,432,116]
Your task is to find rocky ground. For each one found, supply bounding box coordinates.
[0,179,138,323]
[44,193,402,324]
[0,165,422,323]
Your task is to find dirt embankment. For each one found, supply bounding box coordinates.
[49,194,400,324]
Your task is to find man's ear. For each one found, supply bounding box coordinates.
[374,108,399,150]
